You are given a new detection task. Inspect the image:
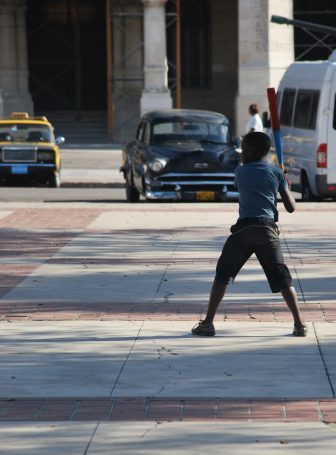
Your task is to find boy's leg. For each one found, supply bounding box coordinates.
[281,286,307,335]
[203,279,226,324]
[191,280,226,336]
[254,226,307,336]
[192,231,252,336]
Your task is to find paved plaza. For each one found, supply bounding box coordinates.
[0,201,336,453]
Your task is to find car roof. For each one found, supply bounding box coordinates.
[141,109,229,124]
[0,119,51,126]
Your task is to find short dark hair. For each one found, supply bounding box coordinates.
[241,132,271,164]
[249,103,259,115]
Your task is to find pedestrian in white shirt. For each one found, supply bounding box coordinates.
[246,103,264,133]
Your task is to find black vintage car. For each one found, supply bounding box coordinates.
[120,109,241,202]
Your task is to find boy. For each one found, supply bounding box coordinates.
[192,132,307,337]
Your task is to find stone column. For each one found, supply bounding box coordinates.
[140,0,172,115]
[236,0,294,136]
[0,0,33,116]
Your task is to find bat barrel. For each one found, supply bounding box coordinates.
[267,87,284,169]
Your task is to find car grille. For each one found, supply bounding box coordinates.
[157,172,236,185]
[2,147,37,163]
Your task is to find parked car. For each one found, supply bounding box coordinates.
[120,109,241,202]
[0,112,65,187]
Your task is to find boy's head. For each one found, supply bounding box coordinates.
[241,132,271,164]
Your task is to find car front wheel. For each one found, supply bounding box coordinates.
[49,171,61,188]
[125,176,140,202]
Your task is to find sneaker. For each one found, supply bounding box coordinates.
[292,324,308,337]
[191,320,215,336]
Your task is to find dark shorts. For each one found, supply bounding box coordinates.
[215,218,292,293]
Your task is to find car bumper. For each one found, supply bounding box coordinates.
[0,163,57,177]
[145,188,239,201]
[145,172,239,201]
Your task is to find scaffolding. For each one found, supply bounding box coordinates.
[105,0,181,141]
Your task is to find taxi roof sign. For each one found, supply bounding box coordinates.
[9,112,49,122]
[11,112,29,119]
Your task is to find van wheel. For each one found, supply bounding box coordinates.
[301,178,314,202]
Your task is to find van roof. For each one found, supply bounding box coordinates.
[279,60,334,87]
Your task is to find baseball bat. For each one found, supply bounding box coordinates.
[266,87,284,171]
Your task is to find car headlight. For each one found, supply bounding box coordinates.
[148,158,167,172]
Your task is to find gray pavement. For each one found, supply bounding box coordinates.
[0,197,336,453]
[60,147,124,185]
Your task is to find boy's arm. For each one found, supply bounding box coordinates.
[279,186,296,213]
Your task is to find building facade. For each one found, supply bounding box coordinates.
[0,0,308,142]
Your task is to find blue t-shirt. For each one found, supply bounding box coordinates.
[235,160,287,222]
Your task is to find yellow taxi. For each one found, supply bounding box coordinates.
[0,112,64,187]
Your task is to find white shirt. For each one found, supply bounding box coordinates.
[245,113,263,133]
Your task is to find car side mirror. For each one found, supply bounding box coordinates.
[234,137,242,153]
[234,137,242,148]
[56,136,65,145]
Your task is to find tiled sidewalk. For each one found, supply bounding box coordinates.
[0,398,335,423]
[0,203,336,428]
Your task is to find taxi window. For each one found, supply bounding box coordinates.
[0,123,52,142]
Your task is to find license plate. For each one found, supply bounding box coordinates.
[11,165,28,175]
[196,191,215,201]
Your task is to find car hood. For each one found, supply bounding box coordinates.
[148,142,240,173]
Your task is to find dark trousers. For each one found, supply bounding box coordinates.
[215,218,292,293]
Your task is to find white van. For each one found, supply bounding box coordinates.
[277,50,336,200]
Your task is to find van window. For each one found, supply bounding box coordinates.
[280,89,296,126]
[293,90,319,130]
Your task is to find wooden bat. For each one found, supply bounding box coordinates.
[267,87,284,171]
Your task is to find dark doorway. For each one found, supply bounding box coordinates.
[26,0,107,114]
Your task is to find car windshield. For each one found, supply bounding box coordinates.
[151,120,229,145]
[0,123,53,143]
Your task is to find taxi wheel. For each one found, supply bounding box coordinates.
[49,172,61,188]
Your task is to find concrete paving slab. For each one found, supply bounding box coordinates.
[0,321,142,397]
[0,320,331,399]
[0,421,335,455]
[314,323,336,379]
[0,422,96,455]
[89,421,336,455]
[2,262,165,304]
[113,321,331,398]
[57,231,180,260]
[293,264,336,304]
[87,207,238,231]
